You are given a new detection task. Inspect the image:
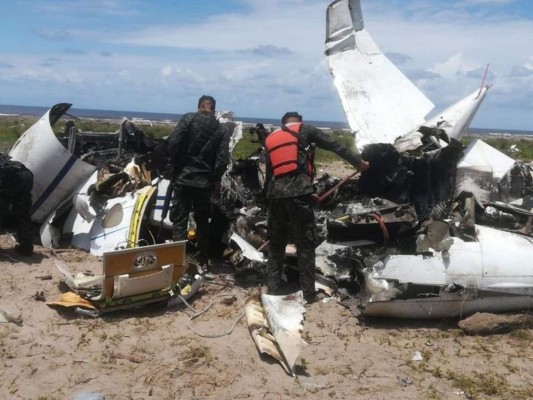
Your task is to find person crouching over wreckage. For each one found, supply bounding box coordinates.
[0,154,34,255]
[168,95,230,271]
[264,112,369,304]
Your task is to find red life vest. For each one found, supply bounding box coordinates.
[265,123,313,177]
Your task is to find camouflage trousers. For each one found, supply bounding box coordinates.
[169,184,211,265]
[0,166,34,253]
[267,195,318,297]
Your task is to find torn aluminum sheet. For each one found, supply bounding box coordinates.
[326,0,489,152]
[230,232,266,263]
[245,297,288,372]
[245,292,306,376]
[40,170,100,249]
[9,102,168,255]
[458,139,516,182]
[363,224,533,318]
[395,86,491,152]
[315,240,374,295]
[60,184,156,256]
[261,291,307,376]
[90,185,156,256]
[55,256,103,294]
[363,290,533,320]
[217,112,244,154]
[326,0,434,150]
[456,139,517,203]
[9,103,97,223]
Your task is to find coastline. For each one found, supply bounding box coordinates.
[1,104,532,138]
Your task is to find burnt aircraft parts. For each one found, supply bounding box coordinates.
[9,100,533,321]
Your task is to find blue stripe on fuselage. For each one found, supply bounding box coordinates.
[31,155,78,215]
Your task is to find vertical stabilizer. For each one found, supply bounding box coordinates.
[326,0,434,150]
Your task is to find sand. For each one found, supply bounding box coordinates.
[0,227,532,400]
[0,136,532,400]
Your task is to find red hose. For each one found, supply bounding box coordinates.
[372,212,389,241]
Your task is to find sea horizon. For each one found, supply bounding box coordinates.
[1,103,532,136]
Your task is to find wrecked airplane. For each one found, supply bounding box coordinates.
[9,103,169,255]
[9,103,246,258]
[325,0,490,153]
[313,0,533,318]
[6,0,533,323]
[236,0,533,319]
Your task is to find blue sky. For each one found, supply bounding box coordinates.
[0,0,532,130]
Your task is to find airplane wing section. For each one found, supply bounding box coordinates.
[326,0,434,150]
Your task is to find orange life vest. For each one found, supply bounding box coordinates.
[265,123,313,177]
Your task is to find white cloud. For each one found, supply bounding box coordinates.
[37,0,139,17]
[109,1,324,56]
[2,0,533,130]
[160,66,173,78]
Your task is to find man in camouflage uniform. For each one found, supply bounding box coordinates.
[169,95,229,268]
[264,112,369,303]
[0,155,34,255]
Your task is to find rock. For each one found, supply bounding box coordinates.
[458,312,533,334]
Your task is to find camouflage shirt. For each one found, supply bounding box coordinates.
[169,112,229,189]
[265,123,362,199]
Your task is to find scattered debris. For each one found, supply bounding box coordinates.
[412,351,423,362]
[49,241,187,314]
[47,292,96,309]
[245,291,307,376]
[397,375,414,387]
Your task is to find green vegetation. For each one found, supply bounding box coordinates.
[232,131,264,159]
[53,120,175,140]
[0,116,175,147]
[141,124,175,139]
[461,136,533,161]
[235,127,357,165]
[1,116,532,163]
[0,116,35,144]
[445,369,510,399]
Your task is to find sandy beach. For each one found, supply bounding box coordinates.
[0,113,532,399]
[1,232,532,399]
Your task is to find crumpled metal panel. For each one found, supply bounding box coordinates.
[363,291,533,319]
[423,86,490,142]
[394,86,491,152]
[326,0,434,150]
[458,138,516,181]
[245,292,306,376]
[374,225,533,295]
[9,104,97,223]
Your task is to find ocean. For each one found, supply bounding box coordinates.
[1,103,532,136]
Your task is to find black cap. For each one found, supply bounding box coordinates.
[281,111,302,125]
[198,95,216,110]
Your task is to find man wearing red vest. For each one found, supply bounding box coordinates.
[264,112,369,303]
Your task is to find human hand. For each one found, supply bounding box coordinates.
[357,160,370,172]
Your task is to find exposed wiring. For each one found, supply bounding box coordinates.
[179,292,246,338]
